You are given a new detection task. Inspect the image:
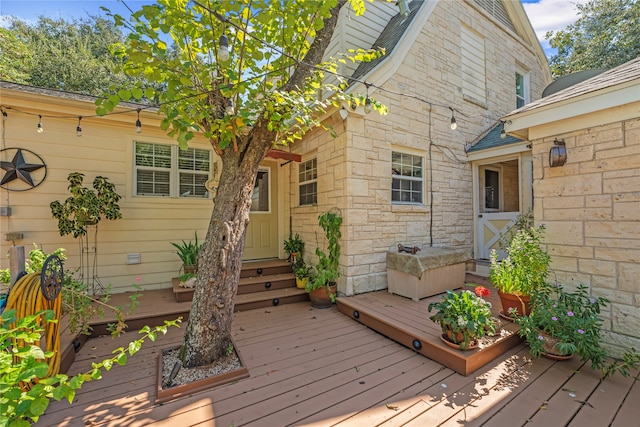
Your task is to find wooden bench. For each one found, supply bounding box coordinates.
[386,247,470,301]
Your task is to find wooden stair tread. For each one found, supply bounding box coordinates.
[235,287,307,304]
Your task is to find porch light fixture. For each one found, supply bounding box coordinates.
[226,98,234,115]
[449,107,457,130]
[76,116,82,137]
[135,109,142,133]
[500,120,511,139]
[37,115,44,134]
[218,34,230,62]
[339,107,348,120]
[549,138,567,167]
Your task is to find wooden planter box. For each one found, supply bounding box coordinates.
[156,339,249,404]
[172,278,195,302]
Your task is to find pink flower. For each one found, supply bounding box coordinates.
[135,276,142,282]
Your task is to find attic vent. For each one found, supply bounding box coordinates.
[473,0,516,33]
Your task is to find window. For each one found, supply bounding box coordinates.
[515,71,530,108]
[251,169,270,212]
[392,151,423,204]
[484,169,500,210]
[134,141,211,197]
[461,26,486,105]
[298,158,317,206]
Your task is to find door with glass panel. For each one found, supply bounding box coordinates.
[244,161,278,260]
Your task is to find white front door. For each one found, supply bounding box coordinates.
[478,212,519,259]
[243,161,278,260]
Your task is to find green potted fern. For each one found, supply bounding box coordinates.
[170,232,202,274]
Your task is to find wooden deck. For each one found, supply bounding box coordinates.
[42,281,640,426]
[337,283,520,376]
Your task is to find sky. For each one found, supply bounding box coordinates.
[0,0,590,58]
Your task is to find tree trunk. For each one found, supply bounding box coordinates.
[181,139,270,368]
[180,0,346,369]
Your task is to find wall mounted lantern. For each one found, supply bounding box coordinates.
[549,139,567,167]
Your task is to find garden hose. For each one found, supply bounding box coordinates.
[6,272,62,380]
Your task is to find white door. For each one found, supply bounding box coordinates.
[243,161,278,260]
[478,212,518,259]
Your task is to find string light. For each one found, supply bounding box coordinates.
[500,120,511,139]
[218,34,230,62]
[76,116,82,137]
[37,115,44,133]
[363,83,372,114]
[135,109,142,133]
[449,108,457,130]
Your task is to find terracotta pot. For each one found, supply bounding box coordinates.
[441,328,478,350]
[498,291,531,318]
[308,284,337,308]
[538,330,573,360]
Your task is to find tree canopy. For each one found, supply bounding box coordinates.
[546,0,640,78]
[0,15,156,97]
[102,0,385,368]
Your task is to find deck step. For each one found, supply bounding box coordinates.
[238,272,296,294]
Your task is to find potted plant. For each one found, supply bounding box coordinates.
[490,222,550,318]
[306,211,342,308]
[170,232,202,274]
[292,259,314,289]
[428,286,497,350]
[514,282,640,378]
[283,233,304,263]
[50,172,122,238]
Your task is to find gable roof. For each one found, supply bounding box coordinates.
[510,57,640,116]
[466,122,523,153]
[504,57,640,139]
[350,0,423,82]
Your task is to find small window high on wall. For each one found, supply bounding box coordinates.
[392,151,423,204]
[134,141,211,197]
[298,157,317,206]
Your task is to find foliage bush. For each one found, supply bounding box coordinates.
[0,309,180,426]
[490,223,550,296]
[515,282,640,378]
[428,286,496,350]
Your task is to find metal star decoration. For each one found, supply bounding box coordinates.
[0,148,47,189]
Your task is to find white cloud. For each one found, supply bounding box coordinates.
[522,0,590,41]
[521,0,590,55]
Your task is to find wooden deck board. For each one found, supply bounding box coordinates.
[336,288,521,376]
[38,276,637,427]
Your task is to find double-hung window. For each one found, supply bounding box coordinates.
[298,157,317,206]
[392,151,423,204]
[134,141,211,198]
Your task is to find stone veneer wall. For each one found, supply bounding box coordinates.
[291,0,549,296]
[533,117,640,355]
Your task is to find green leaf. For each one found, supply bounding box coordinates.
[29,396,49,416]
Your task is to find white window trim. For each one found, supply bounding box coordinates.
[516,68,530,108]
[391,149,425,206]
[482,166,503,212]
[133,141,212,198]
[298,157,318,207]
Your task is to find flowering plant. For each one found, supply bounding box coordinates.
[490,224,550,296]
[428,286,496,350]
[515,282,640,378]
